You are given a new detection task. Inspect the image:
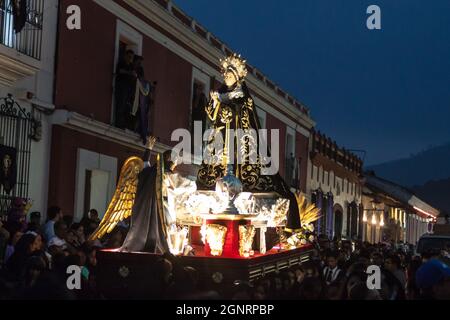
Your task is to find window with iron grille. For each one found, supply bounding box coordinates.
[0,0,44,60]
[0,95,35,215]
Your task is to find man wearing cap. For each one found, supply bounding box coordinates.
[416,258,450,299]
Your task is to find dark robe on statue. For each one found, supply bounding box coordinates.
[197,82,301,233]
[121,150,169,253]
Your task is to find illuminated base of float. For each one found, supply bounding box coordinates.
[202,213,254,258]
[96,244,312,299]
[96,193,313,299]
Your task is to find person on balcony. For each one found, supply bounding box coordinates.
[12,0,28,33]
[114,49,137,130]
[131,55,153,145]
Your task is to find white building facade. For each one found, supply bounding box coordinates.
[307,130,363,240]
[0,0,59,218]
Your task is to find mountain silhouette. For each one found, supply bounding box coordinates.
[412,178,450,214]
[367,142,450,187]
[367,142,450,213]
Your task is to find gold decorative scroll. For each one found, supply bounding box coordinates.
[239,225,256,257]
[206,224,228,256]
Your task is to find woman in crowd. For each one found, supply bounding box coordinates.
[5,232,43,281]
[66,223,85,248]
[3,228,23,263]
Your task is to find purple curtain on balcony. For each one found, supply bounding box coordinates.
[327,193,334,240]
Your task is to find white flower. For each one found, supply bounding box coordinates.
[308,224,315,232]
[300,239,307,245]
[287,237,296,246]
[308,235,315,242]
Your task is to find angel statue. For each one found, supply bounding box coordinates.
[89,137,191,253]
[197,53,301,232]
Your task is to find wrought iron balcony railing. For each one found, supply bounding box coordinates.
[0,0,44,60]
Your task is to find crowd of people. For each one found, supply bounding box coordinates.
[227,240,450,300]
[0,199,127,299]
[1,198,450,300]
[148,238,450,300]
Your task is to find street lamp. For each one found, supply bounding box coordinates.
[362,211,368,242]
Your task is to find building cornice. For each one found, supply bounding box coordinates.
[94,0,315,130]
[50,110,170,154]
[310,152,360,183]
[0,50,40,87]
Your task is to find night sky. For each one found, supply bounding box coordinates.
[174,0,450,166]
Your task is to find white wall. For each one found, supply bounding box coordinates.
[74,148,117,222]
[309,165,361,237]
[0,0,59,219]
[89,169,111,219]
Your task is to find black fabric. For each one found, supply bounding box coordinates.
[191,84,207,127]
[116,60,136,85]
[143,149,152,162]
[382,269,406,300]
[271,174,301,232]
[326,269,333,282]
[114,60,136,129]
[12,0,27,33]
[121,163,169,253]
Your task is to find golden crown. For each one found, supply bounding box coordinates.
[220,53,248,81]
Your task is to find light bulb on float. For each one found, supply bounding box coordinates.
[371,213,377,225]
[379,213,385,227]
[167,225,189,255]
[200,219,207,244]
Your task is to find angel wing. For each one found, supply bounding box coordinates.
[89,156,144,240]
[296,193,321,226]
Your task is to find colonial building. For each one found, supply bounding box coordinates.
[361,172,439,244]
[307,130,363,240]
[0,0,58,216]
[47,0,315,221]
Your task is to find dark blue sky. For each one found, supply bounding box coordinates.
[175,0,450,165]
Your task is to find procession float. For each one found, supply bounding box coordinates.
[90,54,320,298]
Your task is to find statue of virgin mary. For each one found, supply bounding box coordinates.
[197,54,301,232]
